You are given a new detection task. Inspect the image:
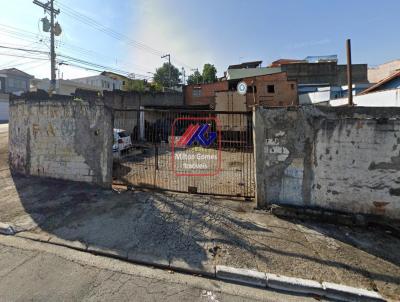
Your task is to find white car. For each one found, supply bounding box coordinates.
[113,129,132,156]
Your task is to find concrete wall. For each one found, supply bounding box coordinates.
[254,106,400,219]
[9,98,113,187]
[282,63,368,86]
[105,91,184,109]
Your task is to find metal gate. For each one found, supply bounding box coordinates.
[113,109,254,198]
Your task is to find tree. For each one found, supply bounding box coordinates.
[148,82,163,92]
[202,63,217,83]
[153,62,181,87]
[126,79,146,92]
[187,70,203,85]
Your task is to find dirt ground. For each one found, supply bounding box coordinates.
[114,145,255,198]
[1,124,400,300]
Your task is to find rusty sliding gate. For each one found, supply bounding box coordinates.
[113,108,255,198]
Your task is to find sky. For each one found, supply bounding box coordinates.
[0,0,399,80]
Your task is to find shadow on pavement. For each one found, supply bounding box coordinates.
[3,173,400,299]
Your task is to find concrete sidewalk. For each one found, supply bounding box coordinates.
[0,172,399,300]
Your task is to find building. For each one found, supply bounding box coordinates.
[269,58,306,67]
[329,88,400,107]
[30,78,101,96]
[360,70,400,95]
[0,68,33,95]
[184,72,297,108]
[225,60,281,81]
[101,71,135,91]
[298,83,371,105]
[368,59,400,83]
[184,81,229,106]
[72,74,122,91]
[270,55,368,86]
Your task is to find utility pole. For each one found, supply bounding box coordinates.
[181,67,186,85]
[161,54,171,87]
[346,39,353,106]
[33,0,60,93]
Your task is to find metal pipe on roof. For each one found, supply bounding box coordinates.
[346,39,353,106]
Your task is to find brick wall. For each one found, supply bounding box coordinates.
[184,81,229,106]
[242,72,298,107]
[254,106,400,219]
[184,73,297,108]
[9,98,113,187]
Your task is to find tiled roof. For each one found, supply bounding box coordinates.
[360,70,400,94]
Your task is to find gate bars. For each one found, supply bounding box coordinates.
[113,108,254,198]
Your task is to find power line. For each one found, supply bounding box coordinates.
[55,1,163,56]
[0,53,49,61]
[0,45,49,55]
[0,23,155,78]
[54,0,194,69]
[0,44,151,80]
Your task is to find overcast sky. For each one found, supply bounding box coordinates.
[0,0,399,80]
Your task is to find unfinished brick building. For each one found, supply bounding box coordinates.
[184,72,298,109]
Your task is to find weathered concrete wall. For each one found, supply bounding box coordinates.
[9,98,113,187]
[254,106,400,219]
[104,91,183,109]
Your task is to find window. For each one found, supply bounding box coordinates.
[291,84,295,90]
[122,81,126,85]
[192,88,202,97]
[267,85,275,93]
[8,78,15,88]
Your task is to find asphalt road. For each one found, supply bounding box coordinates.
[0,235,318,302]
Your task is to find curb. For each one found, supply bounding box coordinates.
[216,266,385,302]
[0,222,15,235]
[9,233,386,302]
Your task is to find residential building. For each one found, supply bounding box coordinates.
[72,74,122,91]
[184,81,229,106]
[30,78,101,96]
[184,72,297,108]
[101,71,133,91]
[0,68,33,95]
[368,59,400,83]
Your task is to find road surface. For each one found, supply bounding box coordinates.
[0,235,317,302]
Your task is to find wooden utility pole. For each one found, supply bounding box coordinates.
[33,0,60,93]
[346,39,353,106]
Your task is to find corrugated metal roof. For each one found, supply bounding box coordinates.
[226,67,282,81]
